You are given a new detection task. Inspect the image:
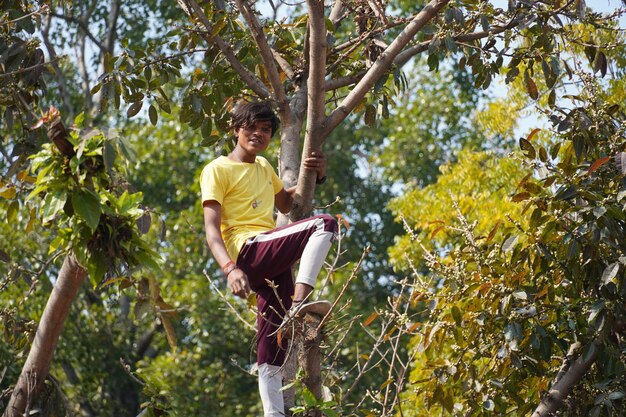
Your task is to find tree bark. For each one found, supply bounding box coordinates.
[531,341,599,417]
[291,0,327,220]
[3,254,86,417]
[299,314,324,417]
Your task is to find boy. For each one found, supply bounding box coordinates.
[200,101,337,416]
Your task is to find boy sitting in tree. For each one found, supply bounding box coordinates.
[200,101,337,416]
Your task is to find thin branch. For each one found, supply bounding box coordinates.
[317,245,369,331]
[235,0,287,104]
[0,57,61,79]
[394,14,523,68]
[1,6,49,26]
[49,12,105,52]
[203,271,256,331]
[42,12,73,115]
[323,0,450,138]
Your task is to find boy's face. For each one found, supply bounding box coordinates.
[234,120,273,155]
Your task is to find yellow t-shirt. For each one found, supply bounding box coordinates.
[200,156,284,261]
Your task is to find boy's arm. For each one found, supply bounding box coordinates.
[275,186,296,214]
[203,201,250,298]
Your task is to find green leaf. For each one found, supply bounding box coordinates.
[200,135,221,148]
[519,138,536,159]
[451,305,462,325]
[149,104,158,126]
[427,53,439,71]
[89,83,102,95]
[601,263,619,284]
[103,140,117,174]
[42,191,67,224]
[444,36,457,53]
[127,101,143,118]
[322,409,340,417]
[7,200,18,222]
[302,387,317,408]
[201,118,213,140]
[71,189,102,232]
[87,251,108,286]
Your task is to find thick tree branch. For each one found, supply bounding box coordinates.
[4,254,86,417]
[395,16,523,68]
[235,0,287,104]
[291,0,327,220]
[104,0,120,55]
[178,0,271,99]
[323,0,450,137]
[271,48,295,80]
[531,341,599,417]
[329,0,344,26]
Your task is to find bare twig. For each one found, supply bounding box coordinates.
[203,271,256,331]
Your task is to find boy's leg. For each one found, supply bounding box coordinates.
[238,214,338,293]
[255,272,293,416]
[258,363,284,417]
[237,214,337,416]
[255,271,294,366]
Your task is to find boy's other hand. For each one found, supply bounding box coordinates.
[303,151,326,181]
[228,268,251,298]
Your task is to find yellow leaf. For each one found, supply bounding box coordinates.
[0,185,16,199]
[477,282,492,296]
[536,285,549,299]
[527,128,541,142]
[380,379,393,390]
[407,322,421,333]
[430,225,445,239]
[100,277,128,288]
[363,312,378,327]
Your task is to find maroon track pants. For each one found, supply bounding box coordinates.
[236,214,338,366]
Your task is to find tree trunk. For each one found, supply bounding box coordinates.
[3,254,86,417]
[299,313,324,417]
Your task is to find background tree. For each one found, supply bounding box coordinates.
[390,6,626,416]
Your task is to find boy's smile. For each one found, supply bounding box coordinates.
[232,120,273,162]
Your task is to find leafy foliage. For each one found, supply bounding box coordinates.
[26,114,160,284]
[395,69,626,417]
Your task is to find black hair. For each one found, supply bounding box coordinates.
[230,101,280,137]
